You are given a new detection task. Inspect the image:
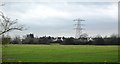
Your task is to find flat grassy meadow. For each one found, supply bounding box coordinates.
[2,44,119,62]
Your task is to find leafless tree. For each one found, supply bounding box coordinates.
[0,11,26,35]
[80,33,88,38]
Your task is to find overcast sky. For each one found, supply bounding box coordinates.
[0,0,118,38]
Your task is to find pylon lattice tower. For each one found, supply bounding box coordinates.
[74,18,85,39]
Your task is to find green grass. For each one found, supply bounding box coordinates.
[2,44,119,62]
[0,45,2,63]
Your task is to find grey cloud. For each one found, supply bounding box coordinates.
[1,1,118,37]
[4,0,120,2]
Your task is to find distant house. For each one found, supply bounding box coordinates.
[51,37,63,44]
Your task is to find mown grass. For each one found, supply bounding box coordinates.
[2,44,119,62]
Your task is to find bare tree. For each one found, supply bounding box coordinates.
[0,11,26,35]
[80,33,88,38]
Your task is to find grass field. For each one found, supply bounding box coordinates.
[2,44,119,62]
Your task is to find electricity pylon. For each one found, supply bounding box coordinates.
[74,18,85,39]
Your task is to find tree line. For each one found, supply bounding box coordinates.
[1,33,119,45]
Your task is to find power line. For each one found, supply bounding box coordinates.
[74,18,85,39]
